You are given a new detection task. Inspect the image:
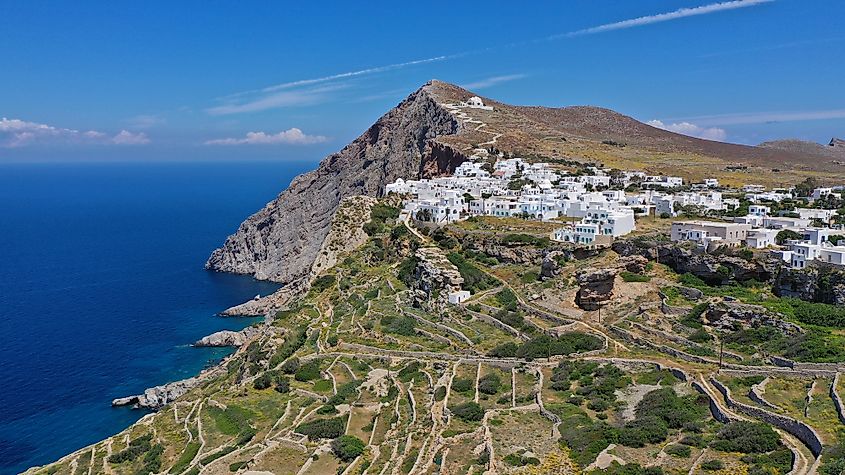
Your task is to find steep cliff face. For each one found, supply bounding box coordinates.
[206,81,465,285]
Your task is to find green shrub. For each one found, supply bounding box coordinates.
[108,434,152,464]
[280,357,300,374]
[688,328,712,343]
[700,460,724,471]
[295,417,346,440]
[515,333,603,360]
[380,314,416,336]
[451,402,485,422]
[311,275,336,292]
[294,361,321,382]
[169,442,200,474]
[228,461,248,472]
[478,373,501,395]
[331,435,365,461]
[446,252,498,293]
[451,378,473,393]
[434,386,447,401]
[666,444,691,458]
[501,233,550,247]
[618,415,668,447]
[488,342,518,357]
[710,421,780,453]
[274,378,290,394]
[620,271,651,282]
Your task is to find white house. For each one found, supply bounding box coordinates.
[704,178,720,188]
[746,228,778,249]
[812,187,834,201]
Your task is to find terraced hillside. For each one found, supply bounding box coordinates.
[29,207,845,475]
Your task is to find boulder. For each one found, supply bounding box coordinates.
[575,267,617,310]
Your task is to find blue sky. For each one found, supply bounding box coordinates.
[1,0,843,161]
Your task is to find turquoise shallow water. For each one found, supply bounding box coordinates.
[0,161,313,474]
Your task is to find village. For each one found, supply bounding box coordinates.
[385,112,845,271]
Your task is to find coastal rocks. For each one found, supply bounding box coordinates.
[112,377,199,410]
[575,267,617,310]
[206,81,463,287]
[193,326,261,347]
[704,301,803,335]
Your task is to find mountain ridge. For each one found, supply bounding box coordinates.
[208,80,845,302]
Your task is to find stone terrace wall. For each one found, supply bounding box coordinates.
[710,378,823,457]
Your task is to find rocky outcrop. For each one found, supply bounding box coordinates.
[773,263,845,305]
[221,195,379,316]
[112,377,199,410]
[193,326,261,347]
[207,81,465,288]
[612,239,775,284]
[411,247,464,307]
[704,301,803,335]
[575,267,617,310]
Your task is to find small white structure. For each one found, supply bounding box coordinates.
[464,96,493,111]
[811,187,834,201]
[704,178,720,188]
[746,228,779,249]
[448,290,471,304]
[671,221,751,247]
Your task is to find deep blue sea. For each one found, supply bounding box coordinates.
[0,161,314,474]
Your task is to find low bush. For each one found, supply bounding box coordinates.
[295,417,346,440]
[451,378,473,393]
[294,360,321,382]
[478,373,501,395]
[710,421,780,453]
[451,402,485,422]
[331,435,365,461]
[666,444,691,458]
[620,271,651,282]
[700,460,724,471]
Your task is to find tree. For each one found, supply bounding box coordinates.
[415,208,433,222]
[776,229,801,245]
[331,435,365,461]
[794,177,818,197]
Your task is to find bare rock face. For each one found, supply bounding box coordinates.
[206,81,464,288]
[411,247,464,307]
[774,264,845,305]
[575,267,618,310]
[619,255,648,274]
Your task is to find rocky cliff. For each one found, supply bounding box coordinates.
[206,81,466,291]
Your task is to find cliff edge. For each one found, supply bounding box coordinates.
[205,81,467,292]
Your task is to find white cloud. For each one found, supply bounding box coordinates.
[667,109,845,126]
[562,0,773,37]
[126,114,166,129]
[208,1,771,115]
[112,130,150,145]
[0,117,150,147]
[647,119,728,141]
[204,128,328,146]
[459,74,527,90]
[207,84,347,116]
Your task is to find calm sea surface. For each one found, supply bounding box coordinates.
[0,161,313,474]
